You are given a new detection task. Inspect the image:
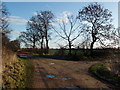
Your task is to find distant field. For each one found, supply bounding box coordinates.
[49,48,120,55]
[17,48,120,61]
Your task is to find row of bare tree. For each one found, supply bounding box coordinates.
[1,2,119,56]
[19,11,54,54]
[19,3,120,55]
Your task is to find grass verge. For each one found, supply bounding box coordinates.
[2,58,34,88]
[89,64,120,87]
[21,58,34,88]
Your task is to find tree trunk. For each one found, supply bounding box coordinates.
[33,35,36,49]
[41,42,43,49]
[41,37,44,49]
[90,29,97,57]
[40,37,43,54]
[46,38,49,53]
[90,41,94,56]
[45,25,49,54]
[90,37,97,56]
[33,42,35,48]
[68,41,72,56]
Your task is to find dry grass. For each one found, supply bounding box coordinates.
[2,47,33,88]
[2,47,17,65]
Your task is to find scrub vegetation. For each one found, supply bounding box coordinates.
[89,64,120,87]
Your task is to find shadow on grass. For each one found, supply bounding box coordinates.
[18,49,115,61]
[17,49,119,61]
[18,54,82,61]
[89,64,120,89]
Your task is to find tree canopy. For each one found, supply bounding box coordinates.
[78,2,114,55]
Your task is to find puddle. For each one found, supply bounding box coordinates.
[35,71,43,73]
[36,79,42,81]
[19,56,28,58]
[35,67,44,69]
[84,61,89,64]
[48,63,55,65]
[35,70,40,73]
[34,75,40,77]
[43,75,56,78]
[62,86,81,89]
[36,64,40,65]
[61,77,72,80]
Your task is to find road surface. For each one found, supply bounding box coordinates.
[31,57,110,89]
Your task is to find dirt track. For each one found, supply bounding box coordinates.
[31,57,110,89]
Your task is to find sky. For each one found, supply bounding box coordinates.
[2,0,120,2]
[4,2,118,48]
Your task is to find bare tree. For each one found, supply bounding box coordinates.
[36,11,54,53]
[9,39,20,52]
[53,14,81,55]
[78,24,91,49]
[0,2,11,49]
[78,2,114,56]
[28,16,45,49]
[19,11,54,53]
[0,2,10,35]
[19,17,40,48]
[116,28,120,48]
[112,27,120,48]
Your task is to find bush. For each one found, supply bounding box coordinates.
[89,64,120,87]
[54,48,65,56]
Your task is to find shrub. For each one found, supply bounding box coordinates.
[89,64,120,87]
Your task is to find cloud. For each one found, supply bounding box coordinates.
[11,30,21,35]
[33,12,37,15]
[8,16,28,25]
[55,11,72,23]
[62,11,72,17]
[82,21,89,24]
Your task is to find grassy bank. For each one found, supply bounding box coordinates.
[2,57,34,88]
[22,58,34,88]
[89,64,120,87]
